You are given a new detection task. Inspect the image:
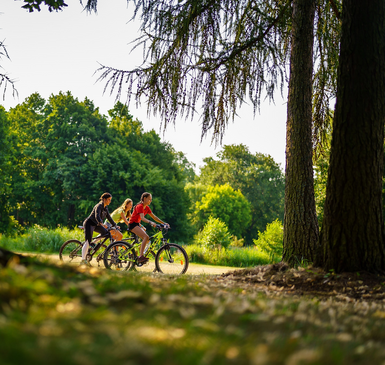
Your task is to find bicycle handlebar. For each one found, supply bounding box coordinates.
[156,223,170,230]
[126,223,169,232]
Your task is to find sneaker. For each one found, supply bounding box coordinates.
[80,259,91,267]
[137,256,149,264]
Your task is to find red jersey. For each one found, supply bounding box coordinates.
[129,203,152,224]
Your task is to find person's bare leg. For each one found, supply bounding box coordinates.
[131,226,149,256]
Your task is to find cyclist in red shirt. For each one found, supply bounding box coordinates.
[128,192,169,263]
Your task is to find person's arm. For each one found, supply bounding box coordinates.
[149,213,169,227]
[139,212,157,227]
[120,211,130,225]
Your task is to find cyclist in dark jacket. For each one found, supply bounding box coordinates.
[80,192,117,266]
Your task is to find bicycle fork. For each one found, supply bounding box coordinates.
[161,239,174,263]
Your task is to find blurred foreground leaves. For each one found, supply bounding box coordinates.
[2,257,385,364]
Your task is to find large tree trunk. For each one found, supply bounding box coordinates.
[283,0,319,265]
[317,0,385,273]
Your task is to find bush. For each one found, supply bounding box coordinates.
[253,219,283,260]
[195,216,231,249]
[230,236,245,248]
[0,215,24,237]
[23,226,68,252]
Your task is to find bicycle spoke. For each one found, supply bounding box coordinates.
[155,243,189,274]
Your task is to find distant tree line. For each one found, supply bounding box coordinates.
[0,92,285,245]
[0,92,193,240]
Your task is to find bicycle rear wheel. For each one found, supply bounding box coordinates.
[155,243,189,274]
[103,241,133,271]
[59,239,83,265]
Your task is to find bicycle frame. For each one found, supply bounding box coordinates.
[124,227,168,263]
[76,228,116,259]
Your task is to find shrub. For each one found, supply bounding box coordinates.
[253,219,283,260]
[184,243,274,267]
[0,226,84,253]
[195,216,231,250]
[23,226,68,252]
[230,236,244,248]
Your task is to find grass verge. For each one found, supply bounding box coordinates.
[184,243,278,268]
[0,226,84,253]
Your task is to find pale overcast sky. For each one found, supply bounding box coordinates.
[1,0,287,172]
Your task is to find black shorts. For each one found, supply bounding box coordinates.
[128,222,140,231]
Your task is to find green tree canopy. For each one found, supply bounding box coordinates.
[3,92,193,241]
[197,144,284,242]
[193,184,251,239]
[20,0,68,12]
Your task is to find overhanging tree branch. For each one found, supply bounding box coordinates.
[328,0,341,20]
[96,0,292,143]
[0,40,18,100]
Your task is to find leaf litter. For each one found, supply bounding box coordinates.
[220,262,385,301]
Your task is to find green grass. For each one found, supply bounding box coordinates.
[1,258,385,364]
[0,226,84,253]
[184,243,278,268]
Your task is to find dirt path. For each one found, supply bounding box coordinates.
[24,252,243,276]
[187,263,241,275]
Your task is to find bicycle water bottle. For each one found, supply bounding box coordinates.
[144,241,151,254]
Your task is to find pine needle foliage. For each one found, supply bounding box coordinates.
[95,0,292,143]
[312,0,341,155]
[0,40,17,100]
[88,0,341,149]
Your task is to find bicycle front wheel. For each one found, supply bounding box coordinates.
[103,241,133,271]
[155,243,189,274]
[59,239,83,265]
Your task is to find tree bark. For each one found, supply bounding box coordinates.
[317,0,385,273]
[283,0,319,265]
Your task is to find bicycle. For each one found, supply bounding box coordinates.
[59,225,122,267]
[103,224,189,274]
